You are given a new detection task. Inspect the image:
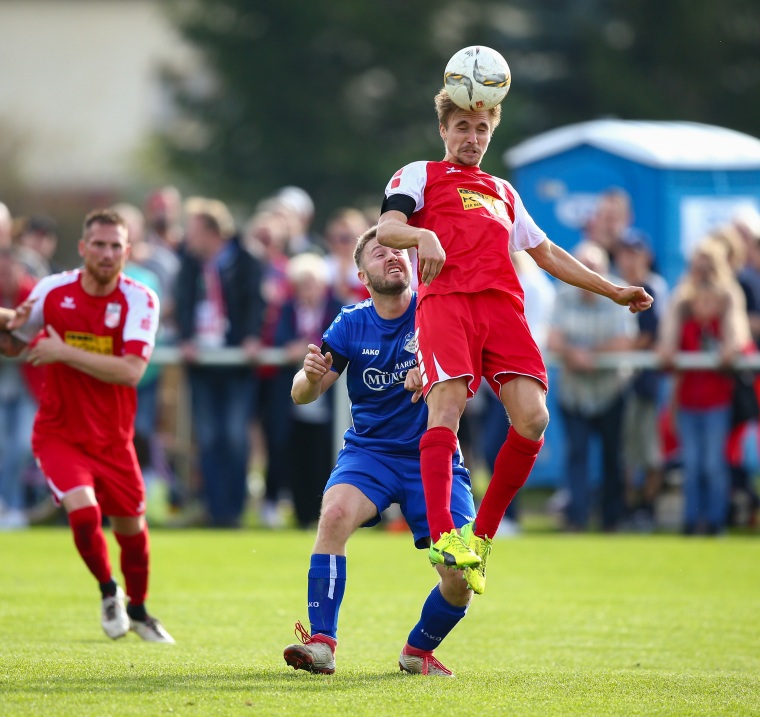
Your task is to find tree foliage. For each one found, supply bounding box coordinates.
[157,0,760,225]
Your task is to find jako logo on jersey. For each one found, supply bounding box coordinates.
[308,601,320,608]
[60,296,76,309]
[363,367,409,391]
[446,167,462,174]
[361,348,379,355]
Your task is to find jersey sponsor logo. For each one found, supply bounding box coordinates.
[363,366,411,391]
[361,348,379,355]
[457,188,509,219]
[105,302,122,329]
[60,296,76,310]
[403,331,417,354]
[64,331,114,355]
[446,167,462,174]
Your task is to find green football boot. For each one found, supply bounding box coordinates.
[428,529,481,569]
[460,521,493,595]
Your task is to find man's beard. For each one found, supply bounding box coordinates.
[366,271,410,296]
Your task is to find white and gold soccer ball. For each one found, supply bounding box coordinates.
[443,45,511,111]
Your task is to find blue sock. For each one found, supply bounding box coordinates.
[407,585,468,652]
[307,554,347,640]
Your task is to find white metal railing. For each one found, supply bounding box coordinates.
[4,349,757,492]
[147,348,760,370]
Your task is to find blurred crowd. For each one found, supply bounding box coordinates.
[1,186,759,536]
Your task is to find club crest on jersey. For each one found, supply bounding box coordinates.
[403,331,417,354]
[104,302,122,328]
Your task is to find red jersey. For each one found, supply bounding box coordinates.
[383,160,547,303]
[14,270,159,446]
[677,315,733,409]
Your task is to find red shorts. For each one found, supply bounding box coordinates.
[416,290,548,399]
[32,433,145,517]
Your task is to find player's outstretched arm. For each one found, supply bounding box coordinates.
[292,343,340,405]
[526,240,653,313]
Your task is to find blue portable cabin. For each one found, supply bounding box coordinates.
[504,120,760,287]
[501,120,760,489]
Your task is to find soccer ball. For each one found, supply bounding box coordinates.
[443,46,511,111]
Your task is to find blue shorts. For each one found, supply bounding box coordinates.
[325,445,476,549]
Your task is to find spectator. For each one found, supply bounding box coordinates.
[0,248,38,529]
[613,229,669,530]
[700,225,760,527]
[547,241,639,531]
[244,209,294,529]
[16,214,63,277]
[731,212,760,525]
[145,186,184,253]
[113,203,174,514]
[322,208,371,304]
[175,197,265,528]
[658,243,747,535]
[274,253,343,529]
[272,186,321,256]
[734,214,760,350]
[588,188,634,268]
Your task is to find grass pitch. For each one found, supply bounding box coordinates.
[1,526,758,716]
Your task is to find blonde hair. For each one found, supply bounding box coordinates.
[184,196,236,239]
[434,88,502,131]
[286,252,329,286]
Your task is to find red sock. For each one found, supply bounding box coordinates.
[476,427,544,538]
[68,505,112,584]
[114,528,150,606]
[420,427,458,542]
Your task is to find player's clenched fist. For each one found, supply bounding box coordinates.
[303,343,333,383]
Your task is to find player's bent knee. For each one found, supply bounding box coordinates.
[512,408,549,442]
[318,499,364,536]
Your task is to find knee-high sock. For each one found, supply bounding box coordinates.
[68,505,112,585]
[406,585,468,652]
[114,528,150,606]
[420,427,458,542]
[476,426,544,538]
[307,554,346,641]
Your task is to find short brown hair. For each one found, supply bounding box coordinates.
[83,208,127,236]
[434,88,501,131]
[353,225,378,269]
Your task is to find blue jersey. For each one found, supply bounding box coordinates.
[322,293,424,456]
